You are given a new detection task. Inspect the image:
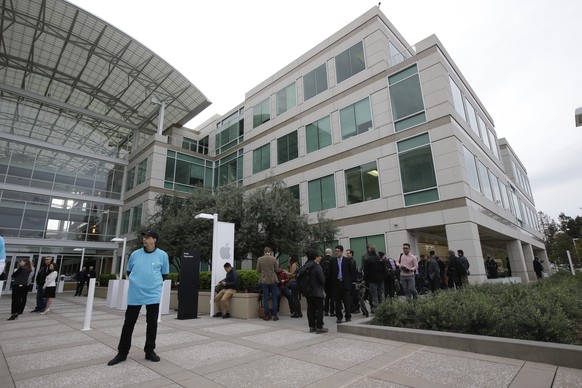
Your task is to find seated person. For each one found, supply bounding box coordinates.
[213,262,238,319]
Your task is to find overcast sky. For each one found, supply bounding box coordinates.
[69,0,582,221]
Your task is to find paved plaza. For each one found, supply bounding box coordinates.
[0,292,581,387]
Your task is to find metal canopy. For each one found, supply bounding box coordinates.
[0,0,211,159]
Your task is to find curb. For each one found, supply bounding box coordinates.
[338,319,582,369]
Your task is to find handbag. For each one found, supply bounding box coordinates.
[214,279,226,293]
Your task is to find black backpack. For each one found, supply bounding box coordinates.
[296,263,313,297]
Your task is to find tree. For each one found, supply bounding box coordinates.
[145,181,337,267]
[539,211,582,266]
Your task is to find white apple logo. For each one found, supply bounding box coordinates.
[220,244,231,260]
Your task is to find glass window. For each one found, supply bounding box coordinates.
[345,161,380,205]
[216,110,244,155]
[499,181,511,210]
[335,41,365,83]
[253,98,270,128]
[276,82,297,115]
[136,158,147,185]
[216,150,243,187]
[308,174,336,212]
[389,41,404,65]
[349,234,386,267]
[303,63,328,101]
[464,99,480,137]
[277,131,298,165]
[306,116,332,154]
[288,184,300,202]
[397,133,438,206]
[340,97,373,139]
[463,147,480,191]
[121,209,130,234]
[389,65,426,132]
[449,77,466,121]
[477,161,493,201]
[487,128,500,159]
[253,144,270,174]
[126,167,135,191]
[489,171,502,206]
[132,203,143,231]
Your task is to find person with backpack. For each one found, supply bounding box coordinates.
[363,245,384,313]
[299,250,327,333]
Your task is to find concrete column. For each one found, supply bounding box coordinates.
[387,230,417,259]
[536,249,550,272]
[506,240,530,282]
[522,243,535,279]
[445,222,486,284]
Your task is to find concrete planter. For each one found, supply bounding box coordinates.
[95,287,305,319]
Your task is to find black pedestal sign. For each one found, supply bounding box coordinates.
[177,249,200,319]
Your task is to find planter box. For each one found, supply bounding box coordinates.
[95,287,306,319]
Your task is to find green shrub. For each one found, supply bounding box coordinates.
[237,270,260,292]
[199,271,211,290]
[373,273,582,345]
[99,273,117,287]
[166,273,179,288]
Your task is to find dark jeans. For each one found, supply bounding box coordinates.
[11,285,29,314]
[334,280,352,320]
[289,282,301,315]
[262,283,279,317]
[384,274,395,299]
[117,304,159,355]
[75,281,85,296]
[324,281,334,314]
[306,296,324,329]
[277,287,294,315]
[429,276,441,292]
[35,285,46,311]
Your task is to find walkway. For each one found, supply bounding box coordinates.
[0,293,580,387]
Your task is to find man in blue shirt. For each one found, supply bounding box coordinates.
[108,230,169,366]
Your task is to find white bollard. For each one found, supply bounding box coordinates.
[105,279,119,308]
[82,278,96,331]
[158,279,172,322]
[0,280,3,300]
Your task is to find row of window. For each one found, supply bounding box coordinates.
[182,136,209,155]
[463,147,538,231]
[251,64,427,176]
[164,150,213,193]
[511,159,533,198]
[120,203,142,235]
[450,76,500,159]
[125,158,148,192]
[252,41,366,130]
[307,133,438,212]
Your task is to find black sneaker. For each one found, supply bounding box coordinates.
[309,327,316,333]
[316,327,328,334]
[212,312,222,318]
[145,352,160,362]
[222,313,230,319]
[107,353,127,366]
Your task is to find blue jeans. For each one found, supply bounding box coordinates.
[368,282,384,310]
[262,283,279,317]
[400,276,418,298]
[35,286,46,311]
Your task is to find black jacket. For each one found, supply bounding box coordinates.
[363,254,384,283]
[35,264,50,286]
[331,256,356,290]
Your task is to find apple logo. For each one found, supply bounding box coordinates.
[220,244,231,260]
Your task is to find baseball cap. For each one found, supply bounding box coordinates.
[141,230,160,240]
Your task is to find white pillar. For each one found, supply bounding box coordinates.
[506,240,530,282]
[445,222,486,284]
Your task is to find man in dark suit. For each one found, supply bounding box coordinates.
[331,245,356,323]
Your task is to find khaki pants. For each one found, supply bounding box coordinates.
[214,289,237,313]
